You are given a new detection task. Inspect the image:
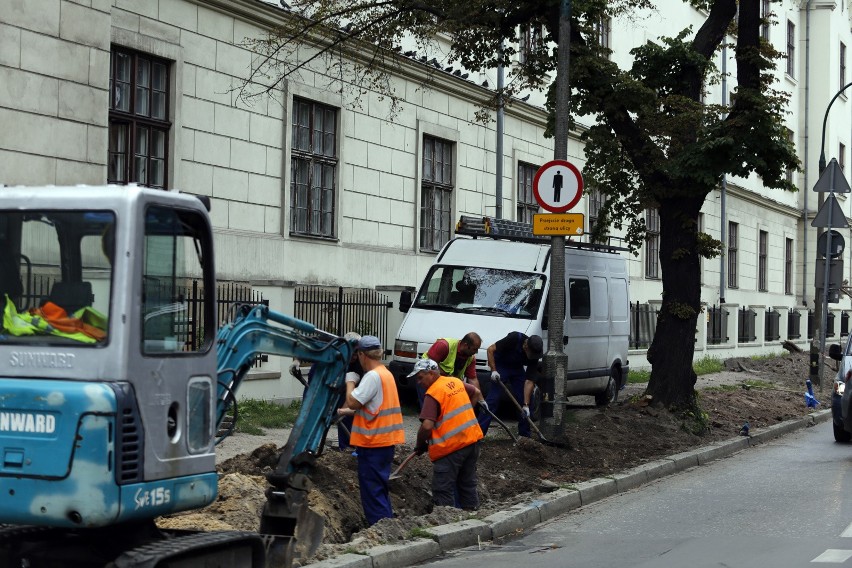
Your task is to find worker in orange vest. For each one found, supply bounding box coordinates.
[411,358,485,510]
[338,335,405,525]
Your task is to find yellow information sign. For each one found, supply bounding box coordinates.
[533,213,585,236]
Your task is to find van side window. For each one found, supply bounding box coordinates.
[569,278,591,319]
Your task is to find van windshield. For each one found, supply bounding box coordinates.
[414,265,545,318]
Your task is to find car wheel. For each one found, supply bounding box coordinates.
[834,420,852,443]
[595,368,618,407]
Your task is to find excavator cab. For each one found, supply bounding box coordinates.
[0,186,350,567]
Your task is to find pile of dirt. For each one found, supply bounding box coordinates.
[157,352,829,564]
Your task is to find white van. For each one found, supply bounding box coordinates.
[388,217,630,406]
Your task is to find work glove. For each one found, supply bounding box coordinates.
[522,405,530,419]
[478,400,490,414]
[490,371,501,383]
[414,442,428,456]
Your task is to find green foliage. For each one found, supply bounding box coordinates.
[628,368,651,384]
[679,406,710,435]
[693,356,724,376]
[668,301,697,320]
[696,231,723,259]
[408,527,436,540]
[235,399,301,435]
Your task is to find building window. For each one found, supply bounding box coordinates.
[840,142,846,172]
[519,24,543,65]
[728,221,739,289]
[842,42,847,90]
[517,162,538,224]
[785,237,793,295]
[761,0,771,41]
[645,208,660,279]
[290,98,337,238]
[589,187,607,243]
[786,21,795,77]
[108,47,170,188]
[595,18,611,54]
[421,135,454,252]
[758,230,768,292]
[786,129,795,184]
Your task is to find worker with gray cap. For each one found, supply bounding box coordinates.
[410,358,484,510]
[481,332,544,437]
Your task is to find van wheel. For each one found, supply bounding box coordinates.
[594,370,617,407]
[834,420,852,443]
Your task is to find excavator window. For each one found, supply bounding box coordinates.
[141,205,214,355]
[0,210,113,345]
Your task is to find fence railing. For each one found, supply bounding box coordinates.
[294,286,392,350]
[707,305,728,345]
[738,307,756,343]
[788,309,802,340]
[765,309,780,341]
[629,302,657,349]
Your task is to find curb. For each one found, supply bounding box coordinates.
[309,409,831,567]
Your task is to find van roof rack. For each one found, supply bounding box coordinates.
[455,215,628,253]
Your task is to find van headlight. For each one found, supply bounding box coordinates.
[394,340,418,359]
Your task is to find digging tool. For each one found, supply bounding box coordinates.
[389,451,418,480]
[478,400,518,443]
[495,378,569,448]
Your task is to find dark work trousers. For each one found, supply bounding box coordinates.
[337,415,354,450]
[478,375,530,437]
[356,445,395,525]
[432,442,480,510]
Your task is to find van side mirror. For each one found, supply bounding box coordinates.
[399,290,412,313]
[829,343,843,361]
[541,314,548,330]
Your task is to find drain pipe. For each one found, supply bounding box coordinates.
[720,45,728,303]
[495,43,505,219]
[803,0,811,305]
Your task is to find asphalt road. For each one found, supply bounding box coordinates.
[418,420,852,567]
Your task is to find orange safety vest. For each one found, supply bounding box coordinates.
[425,375,483,461]
[350,365,405,448]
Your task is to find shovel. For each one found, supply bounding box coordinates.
[478,400,518,443]
[388,451,418,480]
[495,378,569,448]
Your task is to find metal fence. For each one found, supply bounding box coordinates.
[787,309,801,340]
[765,309,780,341]
[738,307,756,343]
[294,286,392,350]
[707,305,728,345]
[629,302,657,349]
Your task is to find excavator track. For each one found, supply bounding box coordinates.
[0,524,275,568]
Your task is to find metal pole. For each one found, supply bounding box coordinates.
[496,43,504,219]
[818,171,835,394]
[543,0,571,431]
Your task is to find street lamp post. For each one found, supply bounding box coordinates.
[812,80,852,391]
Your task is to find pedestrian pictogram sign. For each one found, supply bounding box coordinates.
[533,160,584,213]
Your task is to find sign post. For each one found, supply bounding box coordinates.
[811,157,851,392]
[534,158,583,428]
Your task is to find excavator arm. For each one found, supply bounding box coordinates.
[214,303,355,565]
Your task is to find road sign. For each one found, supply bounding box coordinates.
[533,160,583,213]
[811,193,850,228]
[813,158,851,193]
[533,213,585,236]
[817,230,845,258]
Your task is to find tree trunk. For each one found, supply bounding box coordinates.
[645,195,705,410]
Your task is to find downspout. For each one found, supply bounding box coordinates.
[803,0,811,305]
[496,43,505,219]
[720,45,728,303]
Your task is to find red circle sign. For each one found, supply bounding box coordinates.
[532,160,584,213]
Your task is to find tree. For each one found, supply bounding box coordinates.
[244,0,799,411]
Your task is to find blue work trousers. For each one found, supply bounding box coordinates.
[337,415,353,450]
[478,375,530,438]
[356,445,395,525]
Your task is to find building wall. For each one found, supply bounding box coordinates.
[1,0,851,398]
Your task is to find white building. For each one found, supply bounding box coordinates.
[0,0,850,399]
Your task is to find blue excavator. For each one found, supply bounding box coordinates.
[0,185,352,567]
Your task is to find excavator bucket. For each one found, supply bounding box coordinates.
[260,488,324,567]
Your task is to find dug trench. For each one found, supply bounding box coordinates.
[157,351,827,564]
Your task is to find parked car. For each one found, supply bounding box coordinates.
[830,341,851,442]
